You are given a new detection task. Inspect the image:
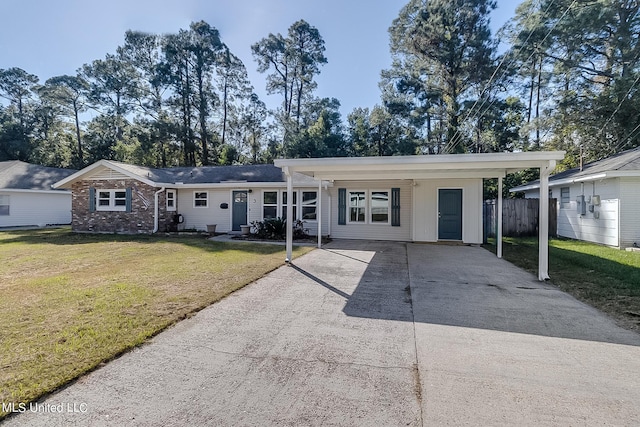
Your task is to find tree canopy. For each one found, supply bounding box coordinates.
[1,2,639,179]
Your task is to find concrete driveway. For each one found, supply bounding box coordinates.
[4,241,640,426]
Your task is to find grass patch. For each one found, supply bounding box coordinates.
[486,237,640,332]
[0,228,313,418]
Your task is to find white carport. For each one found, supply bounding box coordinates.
[275,151,565,281]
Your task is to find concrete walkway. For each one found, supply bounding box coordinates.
[4,241,640,426]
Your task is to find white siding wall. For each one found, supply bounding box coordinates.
[619,177,640,248]
[177,188,239,231]
[412,178,483,244]
[176,186,330,235]
[329,180,413,241]
[0,191,72,227]
[555,179,620,246]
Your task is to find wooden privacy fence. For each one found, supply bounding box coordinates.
[483,198,557,240]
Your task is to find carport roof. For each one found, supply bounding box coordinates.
[274,151,565,181]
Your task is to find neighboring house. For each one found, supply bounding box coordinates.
[511,146,640,248]
[53,160,327,235]
[0,160,77,228]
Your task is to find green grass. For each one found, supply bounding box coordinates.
[486,237,640,332]
[0,228,313,418]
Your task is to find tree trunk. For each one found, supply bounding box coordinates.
[73,100,83,166]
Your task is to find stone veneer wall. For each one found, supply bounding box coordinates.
[72,179,173,233]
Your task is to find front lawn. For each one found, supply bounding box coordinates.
[0,228,312,418]
[487,237,640,332]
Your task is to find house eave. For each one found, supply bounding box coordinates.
[0,188,72,194]
[53,160,158,189]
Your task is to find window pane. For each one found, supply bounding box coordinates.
[0,205,8,215]
[263,206,277,219]
[195,200,207,207]
[115,191,126,199]
[282,206,297,221]
[99,191,110,199]
[283,191,297,204]
[98,200,110,206]
[302,206,316,220]
[302,191,317,205]
[263,191,277,205]
[167,192,174,200]
[371,191,389,223]
[195,192,207,199]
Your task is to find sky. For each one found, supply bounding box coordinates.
[1,0,519,118]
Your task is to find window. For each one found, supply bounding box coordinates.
[0,195,9,216]
[282,190,297,220]
[166,190,176,211]
[560,187,570,209]
[348,191,366,223]
[301,191,317,220]
[370,191,390,224]
[96,189,127,211]
[194,191,208,208]
[263,191,278,219]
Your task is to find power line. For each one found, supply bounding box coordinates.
[443,0,579,154]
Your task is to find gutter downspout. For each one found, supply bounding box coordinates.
[153,187,166,233]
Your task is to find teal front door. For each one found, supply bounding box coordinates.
[438,189,462,240]
[232,191,248,231]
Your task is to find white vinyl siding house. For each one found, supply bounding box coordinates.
[0,190,72,227]
[0,161,76,228]
[512,147,640,248]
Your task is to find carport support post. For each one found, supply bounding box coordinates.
[497,176,503,259]
[538,164,552,280]
[317,180,322,249]
[285,167,293,263]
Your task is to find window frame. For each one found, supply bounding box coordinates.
[560,187,570,209]
[166,189,176,211]
[96,189,127,212]
[347,190,367,224]
[0,194,9,216]
[281,190,298,221]
[262,190,279,220]
[300,191,318,222]
[194,191,208,208]
[369,189,391,225]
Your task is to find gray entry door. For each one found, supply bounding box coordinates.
[438,189,462,240]
[232,191,248,231]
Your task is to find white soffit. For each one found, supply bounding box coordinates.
[275,152,566,181]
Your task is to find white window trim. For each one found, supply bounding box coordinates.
[347,190,367,224]
[560,187,570,209]
[96,189,127,212]
[194,191,208,208]
[0,194,9,216]
[300,190,318,223]
[262,190,279,220]
[166,189,176,211]
[370,189,391,225]
[281,190,298,220]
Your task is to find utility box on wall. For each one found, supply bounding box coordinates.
[577,195,586,215]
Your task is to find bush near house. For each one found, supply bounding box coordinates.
[488,237,640,332]
[250,218,309,240]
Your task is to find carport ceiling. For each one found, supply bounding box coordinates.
[274,152,566,181]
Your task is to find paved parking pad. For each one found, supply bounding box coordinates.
[4,241,640,426]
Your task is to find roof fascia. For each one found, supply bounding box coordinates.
[53,160,157,188]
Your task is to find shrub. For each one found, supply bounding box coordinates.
[250,218,309,240]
